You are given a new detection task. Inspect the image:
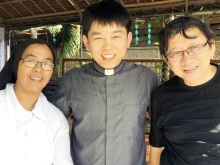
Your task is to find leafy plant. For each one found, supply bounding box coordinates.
[56,24,80,76]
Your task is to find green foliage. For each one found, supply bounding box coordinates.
[56,24,80,75]
[86,51,92,58]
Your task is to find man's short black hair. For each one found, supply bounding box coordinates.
[82,0,131,36]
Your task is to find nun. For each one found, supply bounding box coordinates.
[0,39,73,165]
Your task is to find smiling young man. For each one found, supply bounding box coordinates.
[52,1,160,165]
[149,16,220,165]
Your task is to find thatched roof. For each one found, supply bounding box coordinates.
[1,0,220,30]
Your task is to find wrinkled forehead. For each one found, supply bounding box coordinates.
[167,28,206,49]
[22,44,54,61]
[169,26,203,41]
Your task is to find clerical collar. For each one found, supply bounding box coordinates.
[94,61,125,76]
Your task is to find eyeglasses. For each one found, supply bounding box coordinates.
[20,58,54,71]
[164,40,209,62]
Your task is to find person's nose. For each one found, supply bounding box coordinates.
[34,62,43,72]
[182,49,190,56]
[102,38,112,49]
[181,50,193,65]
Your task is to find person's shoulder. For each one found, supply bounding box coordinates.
[0,88,6,95]
[62,67,81,77]
[81,62,93,70]
[135,63,160,80]
[41,94,68,123]
[62,63,92,78]
[215,64,220,78]
[0,89,6,101]
[124,61,154,73]
[49,103,67,122]
[40,94,69,138]
[154,76,179,93]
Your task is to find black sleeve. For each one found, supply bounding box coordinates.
[149,88,165,147]
[147,71,161,115]
[50,73,72,119]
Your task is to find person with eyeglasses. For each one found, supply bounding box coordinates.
[20,57,55,71]
[0,39,73,165]
[149,16,220,165]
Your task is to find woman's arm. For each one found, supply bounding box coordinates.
[53,118,73,165]
[150,146,164,165]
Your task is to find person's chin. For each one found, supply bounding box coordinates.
[27,86,43,94]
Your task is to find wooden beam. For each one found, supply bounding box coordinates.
[125,0,215,8]
[85,0,90,6]
[56,0,67,11]
[20,2,34,15]
[0,0,26,6]
[208,17,220,24]
[31,0,45,13]
[0,6,14,18]
[44,0,57,12]
[68,0,81,14]
[7,9,83,22]
[185,0,188,16]
[125,0,184,8]
[127,0,217,12]
[9,3,23,17]
[118,0,124,6]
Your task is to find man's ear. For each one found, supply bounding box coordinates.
[126,32,132,48]
[209,39,216,59]
[83,35,90,52]
[163,55,170,67]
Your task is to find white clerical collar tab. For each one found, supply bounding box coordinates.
[104,69,114,75]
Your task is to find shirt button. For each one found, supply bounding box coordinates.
[24,154,28,158]
[24,132,28,137]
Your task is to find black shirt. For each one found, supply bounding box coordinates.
[150,64,220,165]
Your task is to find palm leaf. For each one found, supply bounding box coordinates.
[56,24,80,75]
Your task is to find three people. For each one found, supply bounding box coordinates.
[52,0,160,165]
[0,39,73,165]
[150,16,220,165]
[2,5,216,165]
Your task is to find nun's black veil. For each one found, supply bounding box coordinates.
[0,39,55,90]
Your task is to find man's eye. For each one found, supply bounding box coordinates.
[113,36,120,38]
[94,37,102,40]
[25,59,36,63]
[188,45,200,52]
[169,52,180,57]
[43,62,52,66]
[167,54,174,59]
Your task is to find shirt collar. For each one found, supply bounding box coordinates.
[6,83,47,122]
[93,60,125,76]
[31,94,47,122]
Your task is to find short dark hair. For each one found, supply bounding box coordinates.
[82,0,131,36]
[158,16,215,56]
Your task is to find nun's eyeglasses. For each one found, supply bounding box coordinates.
[20,58,54,71]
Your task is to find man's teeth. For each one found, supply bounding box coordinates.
[30,77,42,80]
[102,54,114,59]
